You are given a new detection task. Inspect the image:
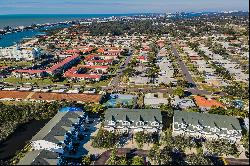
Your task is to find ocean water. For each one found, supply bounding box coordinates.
[0,14,135,29]
[0,24,69,47]
[0,14,135,47]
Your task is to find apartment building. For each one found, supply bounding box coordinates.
[172,111,242,143]
[104,108,163,133]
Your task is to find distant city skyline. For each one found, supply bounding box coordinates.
[0,0,249,15]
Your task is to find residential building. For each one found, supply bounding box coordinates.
[194,96,224,111]
[46,54,81,75]
[144,93,169,108]
[171,96,196,109]
[0,45,42,61]
[244,118,249,131]
[104,108,163,133]
[172,111,242,143]
[12,69,48,78]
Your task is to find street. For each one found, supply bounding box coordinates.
[108,53,133,89]
[171,44,226,96]
[171,43,196,87]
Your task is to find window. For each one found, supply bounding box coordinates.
[136,121,144,126]
[151,121,159,126]
[181,123,187,128]
[122,121,130,126]
[108,120,116,126]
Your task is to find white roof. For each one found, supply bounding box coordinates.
[31,140,63,153]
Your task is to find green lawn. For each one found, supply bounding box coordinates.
[3,77,68,85]
[0,61,33,67]
[86,79,111,87]
[202,85,220,92]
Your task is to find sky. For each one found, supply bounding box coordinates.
[0,0,249,14]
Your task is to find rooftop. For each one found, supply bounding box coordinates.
[194,96,224,108]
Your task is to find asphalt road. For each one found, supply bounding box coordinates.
[108,54,133,89]
[225,158,249,165]
[171,44,196,87]
[171,44,226,96]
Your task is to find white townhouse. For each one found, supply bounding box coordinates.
[104,108,163,134]
[173,111,242,143]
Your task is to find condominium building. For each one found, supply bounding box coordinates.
[0,45,41,61]
[172,111,242,143]
[104,108,163,133]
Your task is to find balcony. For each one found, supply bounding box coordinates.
[108,121,116,126]
[122,121,130,126]
[151,121,159,127]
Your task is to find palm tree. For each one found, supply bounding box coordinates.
[131,156,144,165]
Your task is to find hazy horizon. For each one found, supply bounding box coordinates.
[0,0,249,15]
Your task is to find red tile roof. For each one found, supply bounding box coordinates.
[84,54,99,61]
[31,92,101,103]
[194,96,224,108]
[64,67,102,79]
[97,48,105,53]
[46,54,80,72]
[66,49,81,54]
[137,56,147,60]
[0,66,9,69]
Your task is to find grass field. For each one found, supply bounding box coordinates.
[0,61,33,67]
[2,77,68,85]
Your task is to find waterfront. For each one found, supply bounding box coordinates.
[0,14,137,29]
[0,24,70,47]
[0,14,138,47]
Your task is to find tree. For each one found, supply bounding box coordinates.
[148,144,161,164]
[173,87,185,98]
[129,58,137,67]
[131,156,144,165]
[241,133,249,153]
[160,146,173,165]
[160,104,174,118]
[123,67,136,77]
[177,80,188,88]
[186,107,201,113]
[106,149,118,165]
[118,155,128,165]
[91,104,106,114]
[205,139,239,156]
[134,132,144,148]
[92,128,120,148]
[186,154,213,165]
[50,72,63,82]
[82,155,91,165]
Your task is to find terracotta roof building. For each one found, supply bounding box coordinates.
[194,96,224,110]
